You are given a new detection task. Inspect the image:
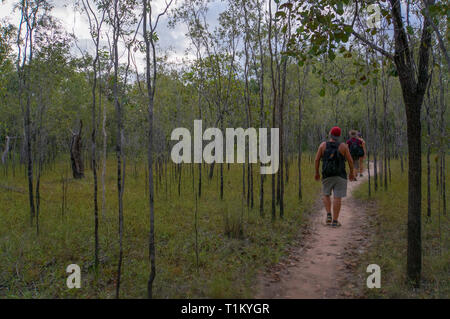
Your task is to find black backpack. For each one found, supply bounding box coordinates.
[349,138,364,157]
[322,142,341,177]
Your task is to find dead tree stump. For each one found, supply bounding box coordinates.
[70,120,84,179]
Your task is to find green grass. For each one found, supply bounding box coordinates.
[0,156,320,298]
[354,157,449,298]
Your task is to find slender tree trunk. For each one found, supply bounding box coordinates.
[438,54,447,216]
[256,0,264,217]
[383,100,388,191]
[389,0,433,286]
[70,121,84,179]
[112,0,125,298]
[297,64,308,200]
[88,14,101,271]
[404,98,422,286]
[366,86,371,197]
[35,102,44,236]
[220,118,224,200]
[268,0,277,221]
[17,12,36,227]
[426,97,431,218]
[101,58,107,221]
[372,84,378,192]
[142,0,170,298]
[278,51,287,219]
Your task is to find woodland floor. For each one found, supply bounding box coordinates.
[0,158,322,298]
[256,165,377,298]
[0,158,447,298]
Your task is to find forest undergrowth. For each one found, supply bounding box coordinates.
[0,155,320,298]
[354,158,449,298]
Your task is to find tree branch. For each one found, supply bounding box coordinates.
[422,0,450,71]
[416,0,434,96]
[352,31,394,60]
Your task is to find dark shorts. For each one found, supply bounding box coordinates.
[352,156,360,169]
[322,176,347,198]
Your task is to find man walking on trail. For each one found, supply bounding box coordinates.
[346,130,365,179]
[357,132,367,177]
[315,126,356,227]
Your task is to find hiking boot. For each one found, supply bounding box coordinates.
[359,173,363,177]
[331,220,342,228]
[326,213,332,225]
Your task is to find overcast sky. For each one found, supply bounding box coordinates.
[0,0,227,69]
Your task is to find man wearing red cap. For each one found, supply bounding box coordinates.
[314,126,356,227]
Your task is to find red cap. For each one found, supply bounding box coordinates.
[330,126,341,137]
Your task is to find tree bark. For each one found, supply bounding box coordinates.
[389,0,433,286]
[70,120,84,179]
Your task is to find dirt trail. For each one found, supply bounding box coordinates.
[257,167,373,299]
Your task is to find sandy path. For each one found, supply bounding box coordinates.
[256,167,373,299]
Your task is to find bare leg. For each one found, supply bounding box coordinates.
[359,157,364,174]
[332,197,342,221]
[323,195,331,214]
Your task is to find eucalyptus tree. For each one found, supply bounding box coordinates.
[276,6,291,219]
[365,48,379,191]
[437,50,446,217]
[251,0,266,216]
[268,0,292,219]
[14,0,52,228]
[206,0,240,201]
[79,0,107,274]
[241,0,254,209]
[31,14,73,235]
[296,63,308,200]
[0,22,16,169]
[105,0,140,298]
[178,1,240,200]
[267,0,277,220]
[424,66,434,218]
[110,0,125,298]
[378,27,392,191]
[142,0,173,299]
[170,0,209,199]
[0,21,15,104]
[96,48,113,220]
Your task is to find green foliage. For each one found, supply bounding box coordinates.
[0,0,447,300]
